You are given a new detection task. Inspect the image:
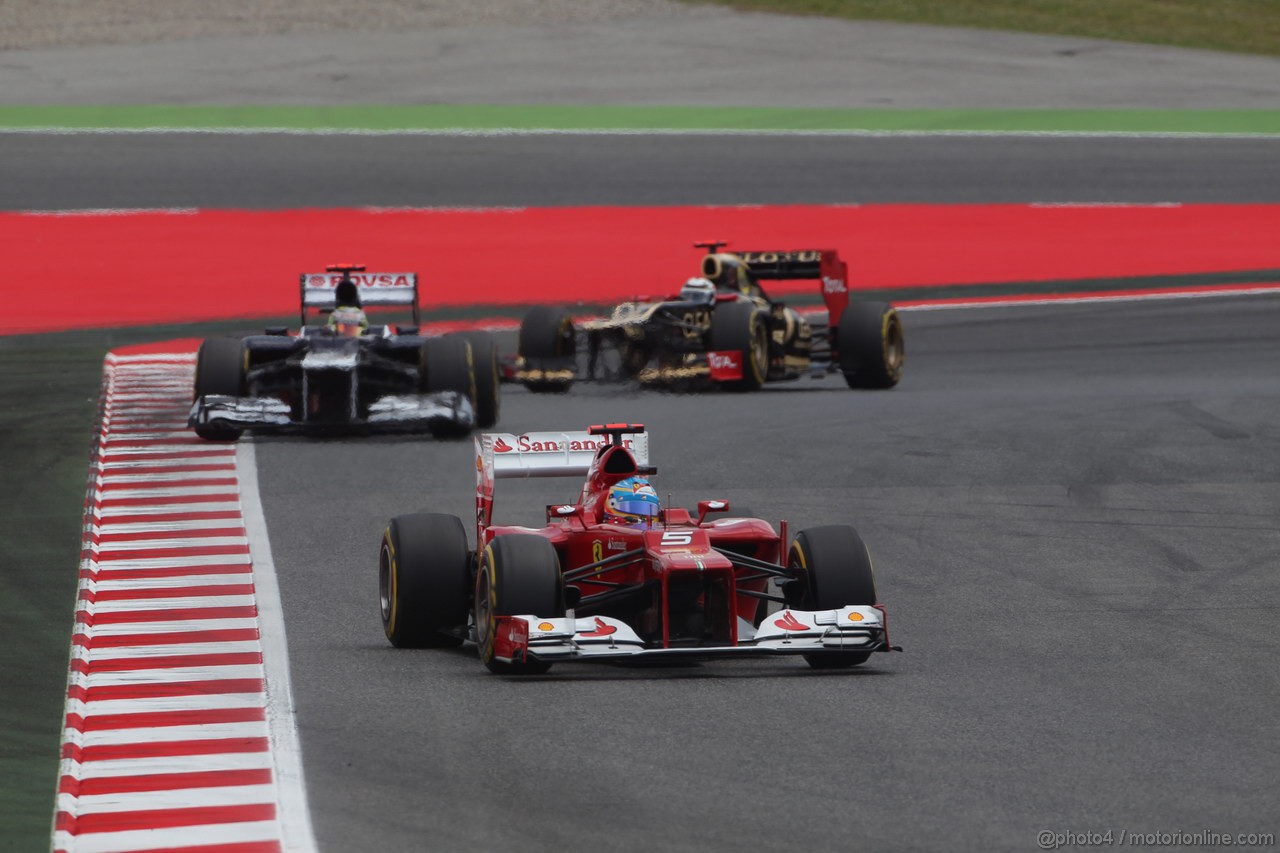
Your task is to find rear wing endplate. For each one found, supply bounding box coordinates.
[706,247,851,327]
[298,271,420,325]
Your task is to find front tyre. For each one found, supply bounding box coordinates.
[455,330,500,428]
[518,306,576,393]
[192,337,245,441]
[379,513,471,648]
[786,525,879,668]
[422,336,477,438]
[837,302,904,389]
[475,534,564,674]
[707,300,768,391]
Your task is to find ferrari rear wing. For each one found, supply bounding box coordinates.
[299,268,421,325]
[477,430,650,481]
[475,427,651,533]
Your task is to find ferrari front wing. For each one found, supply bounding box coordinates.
[490,605,895,665]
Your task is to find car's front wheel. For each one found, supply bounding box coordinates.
[192,337,245,441]
[379,513,471,648]
[518,306,576,393]
[475,534,564,674]
[786,525,879,668]
[421,336,477,438]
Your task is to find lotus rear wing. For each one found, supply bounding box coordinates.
[298,265,420,326]
[475,425,650,531]
[698,245,851,327]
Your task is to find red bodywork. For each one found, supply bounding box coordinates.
[476,424,784,652]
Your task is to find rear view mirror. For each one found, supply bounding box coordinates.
[697,499,730,525]
[546,504,583,523]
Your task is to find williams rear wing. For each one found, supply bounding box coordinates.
[298,268,420,325]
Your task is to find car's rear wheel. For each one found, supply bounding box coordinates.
[455,331,500,428]
[379,513,471,648]
[786,525,879,668]
[518,306,576,393]
[475,534,564,674]
[422,336,476,438]
[707,300,768,391]
[192,337,245,441]
[837,302,904,389]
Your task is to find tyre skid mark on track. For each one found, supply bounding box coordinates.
[56,352,316,853]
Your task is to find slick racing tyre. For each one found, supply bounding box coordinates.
[837,301,904,389]
[786,525,879,668]
[455,331,500,428]
[422,336,477,438]
[518,305,576,393]
[475,534,564,675]
[192,337,245,441]
[380,513,471,648]
[708,300,768,391]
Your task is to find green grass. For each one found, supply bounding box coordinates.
[3,105,1280,135]
[684,0,1280,56]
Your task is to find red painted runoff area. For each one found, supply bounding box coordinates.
[7,204,1280,334]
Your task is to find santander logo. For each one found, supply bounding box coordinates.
[493,437,514,453]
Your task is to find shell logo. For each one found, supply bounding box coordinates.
[537,622,556,632]
[847,612,864,622]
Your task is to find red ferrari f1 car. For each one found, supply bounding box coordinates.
[378,423,898,674]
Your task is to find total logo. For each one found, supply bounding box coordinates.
[822,276,847,294]
[708,352,741,370]
[306,273,414,288]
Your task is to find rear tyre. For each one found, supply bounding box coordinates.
[475,534,564,675]
[518,306,576,393]
[837,302,904,389]
[379,513,471,648]
[456,331,500,428]
[422,336,476,438]
[707,300,768,391]
[786,525,878,668]
[193,337,245,441]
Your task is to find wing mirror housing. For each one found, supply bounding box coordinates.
[547,504,583,523]
[696,499,730,525]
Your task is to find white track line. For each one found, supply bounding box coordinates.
[237,439,318,853]
[5,126,1280,140]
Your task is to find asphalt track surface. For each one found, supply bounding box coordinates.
[25,137,1280,849]
[254,297,1280,852]
[5,133,1280,210]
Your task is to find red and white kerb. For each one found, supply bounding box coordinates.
[55,351,308,853]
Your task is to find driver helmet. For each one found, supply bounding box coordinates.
[603,476,661,527]
[329,305,367,337]
[679,277,716,306]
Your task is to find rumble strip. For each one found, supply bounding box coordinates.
[55,351,315,853]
